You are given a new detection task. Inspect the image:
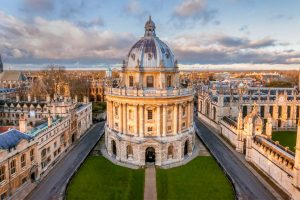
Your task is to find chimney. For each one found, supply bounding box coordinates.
[19,115,27,133]
[34,96,37,102]
[28,94,31,102]
[74,95,78,103]
[0,54,3,73]
[16,94,20,102]
[48,114,53,127]
[46,94,51,102]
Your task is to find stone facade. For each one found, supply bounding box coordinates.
[0,95,92,199]
[198,83,300,130]
[105,17,195,167]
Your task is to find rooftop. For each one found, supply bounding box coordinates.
[0,129,32,150]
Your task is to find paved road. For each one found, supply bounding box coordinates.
[194,117,276,200]
[26,122,105,200]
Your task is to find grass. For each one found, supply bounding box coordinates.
[272,131,297,152]
[66,156,144,200]
[156,156,234,200]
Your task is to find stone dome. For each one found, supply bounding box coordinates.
[126,16,175,68]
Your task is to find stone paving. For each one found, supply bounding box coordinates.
[144,165,157,200]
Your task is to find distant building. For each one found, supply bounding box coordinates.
[89,79,105,102]
[0,54,3,73]
[198,81,300,130]
[0,71,27,89]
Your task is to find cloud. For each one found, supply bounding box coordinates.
[77,17,104,28]
[270,14,293,21]
[122,0,149,20]
[169,34,300,65]
[0,11,136,65]
[173,0,219,25]
[21,0,54,13]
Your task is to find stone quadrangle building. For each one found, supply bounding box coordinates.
[105,17,195,166]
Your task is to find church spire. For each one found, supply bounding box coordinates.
[0,54,3,73]
[144,16,156,37]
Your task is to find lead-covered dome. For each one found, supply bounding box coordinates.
[126,16,175,68]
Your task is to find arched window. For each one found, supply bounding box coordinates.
[147,110,153,120]
[206,101,210,116]
[115,106,119,116]
[127,145,133,159]
[111,140,117,156]
[0,166,5,182]
[129,76,134,87]
[10,160,16,175]
[184,140,189,156]
[146,76,154,88]
[213,107,217,121]
[168,145,174,159]
[182,106,186,117]
[167,75,172,87]
[21,154,26,168]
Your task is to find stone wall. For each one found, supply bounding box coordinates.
[220,121,238,147]
[250,137,300,199]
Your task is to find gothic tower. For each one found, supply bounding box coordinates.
[0,54,3,73]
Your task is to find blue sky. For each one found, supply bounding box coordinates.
[0,0,300,70]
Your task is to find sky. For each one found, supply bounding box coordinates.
[0,0,300,70]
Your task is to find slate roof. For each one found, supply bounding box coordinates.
[0,71,27,81]
[0,129,32,150]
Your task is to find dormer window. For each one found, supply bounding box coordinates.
[131,53,135,60]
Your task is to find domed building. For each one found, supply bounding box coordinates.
[105,17,195,166]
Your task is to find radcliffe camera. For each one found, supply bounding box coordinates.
[0,1,299,200]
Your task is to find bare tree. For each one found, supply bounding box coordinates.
[42,65,66,97]
[68,77,90,101]
[29,78,48,100]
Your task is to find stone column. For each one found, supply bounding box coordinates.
[123,103,127,134]
[119,104,123,133]
[162,104,167,137]
[173,103,178,134]
[135,104,138,136]
[157,105,161,136]
[139,104,144,137]
[178,104,182,133]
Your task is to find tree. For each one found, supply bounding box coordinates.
[42,65,66,97]
[68,77,90,101]
[29,78,48,100]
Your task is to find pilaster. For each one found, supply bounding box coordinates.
[157,105,161,136]
[178,104,182,133]
[173,103,178,134]
[162,104,167,137]
[139,104,144,137]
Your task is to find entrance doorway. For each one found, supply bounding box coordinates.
[30,172,35,182]
[145,147,155,163]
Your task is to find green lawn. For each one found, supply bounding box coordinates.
[272,131,297,152]
[66,156,144,200]
[156,157,234,200]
